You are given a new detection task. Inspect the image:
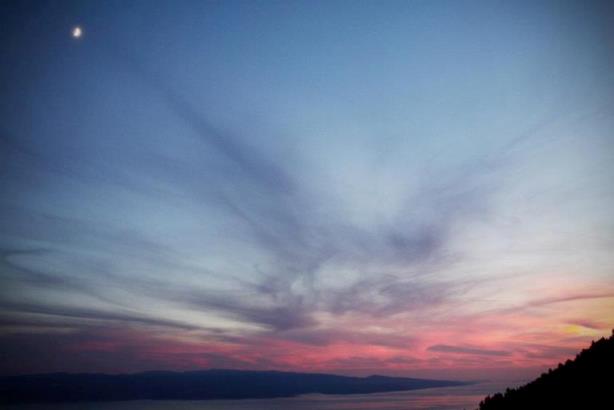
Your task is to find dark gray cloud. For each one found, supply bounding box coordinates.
[428,344,511,357]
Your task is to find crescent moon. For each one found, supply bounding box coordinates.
[72,26,83,38]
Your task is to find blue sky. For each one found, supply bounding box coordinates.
[1,0,613,379]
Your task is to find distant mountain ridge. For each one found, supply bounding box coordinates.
[479,330,614,409]
[0,369,468,403]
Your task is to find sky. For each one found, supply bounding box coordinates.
[0,0,613,381]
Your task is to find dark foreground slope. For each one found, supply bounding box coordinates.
[479,330,614,410]
[0,369,467,403]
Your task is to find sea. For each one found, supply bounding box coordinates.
[1,381,516,410]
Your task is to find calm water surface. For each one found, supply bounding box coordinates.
[4,381,516,410]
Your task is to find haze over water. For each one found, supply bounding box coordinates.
[1,381,511,410]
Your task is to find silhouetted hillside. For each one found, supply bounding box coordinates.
[479,330,614,410]
[0,369,468,403]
